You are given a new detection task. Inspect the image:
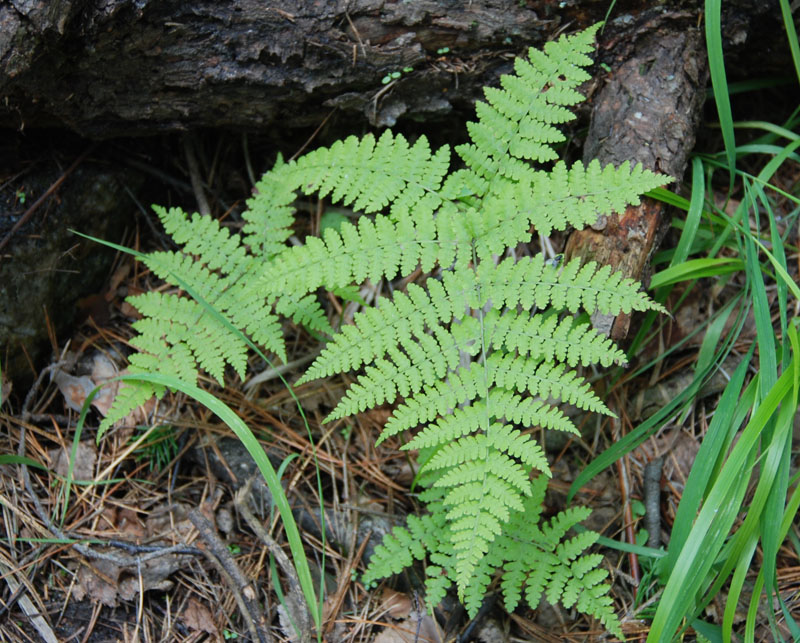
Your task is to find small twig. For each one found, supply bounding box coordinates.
[105,540,203,558]
[21,362,64,422]
[183,133,211,216]
[242,132,257,187]
[644,457,664,549]
[244,351,321,393]
[188,506,272,643]
[235,477,313,640]
[289,109,336,162]
[235,477,303,595]
[344,12,368,63]
[612,414,641,599]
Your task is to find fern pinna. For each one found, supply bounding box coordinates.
[99,162,331,433]
[113,24,669,636]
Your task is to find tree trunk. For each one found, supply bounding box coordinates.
[0,1,785,138]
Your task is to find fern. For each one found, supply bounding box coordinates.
[101,202,328,433]
[111,22,671,636]
[276,24,669,634]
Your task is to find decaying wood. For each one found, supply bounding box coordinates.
[3,1,780,140]
[565,23,708,340]
[0,0,565,138]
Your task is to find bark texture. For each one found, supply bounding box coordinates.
[0,0,566,137]
[565,20,708,339]
[1,1,783,138]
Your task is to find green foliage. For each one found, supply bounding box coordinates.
[100,202,329,433]
[110,23,670,636]
[282,24,666,634]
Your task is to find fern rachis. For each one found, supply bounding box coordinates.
[111,23,670,637]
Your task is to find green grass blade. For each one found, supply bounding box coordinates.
[648,364,796,640]
[649,257,744,289]
[660,350,753,577]
[779,0,800,85]
[705,0,736,188]
[730,120,800,142]
[671,157,706,267]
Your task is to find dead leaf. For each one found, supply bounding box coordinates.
[183,598,218,635]
[116,508,146,541]
[73,560,119,607]
[107,263,130,297]
[374,612,441,643]
[52,370,96,413]
[145,502,195,542]
[49,442,97,480]
[117,555,180,600]
[380,589,412,619]
[72,549,188,606]
[119,300,140,318]
[89,352,118,416]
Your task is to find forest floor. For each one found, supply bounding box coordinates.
[1,118,799,643]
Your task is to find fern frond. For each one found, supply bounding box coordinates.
[241,155,297,256]
[455,24,598,187]
[129,292,247,384]
[103,206,289,432]
[325,322,479,420]
[489,492,623,637]
[140,249,286,363]
[487,254,662,315]
[299,280,461,384]
[156,206,248,274]
[361,512,445,589]
[483,309,627,367]
[105,24,664,637]
[263,200,474,294]
[405,392,577,451]
[98,378,163,432]
[488,353,609,414]
[272,292,332,336]
[285,130,451,220]
[377,363,485,443]
[519,159,672,236]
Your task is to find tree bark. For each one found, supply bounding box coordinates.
[0,1,785,138]
[565,22,708,339]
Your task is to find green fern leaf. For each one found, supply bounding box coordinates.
[241,155,297,256]
[284,131,450,218]
[263,200,474,295]
[456,25,599,185]
[517,159,670,236]
[483,309,627,367]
